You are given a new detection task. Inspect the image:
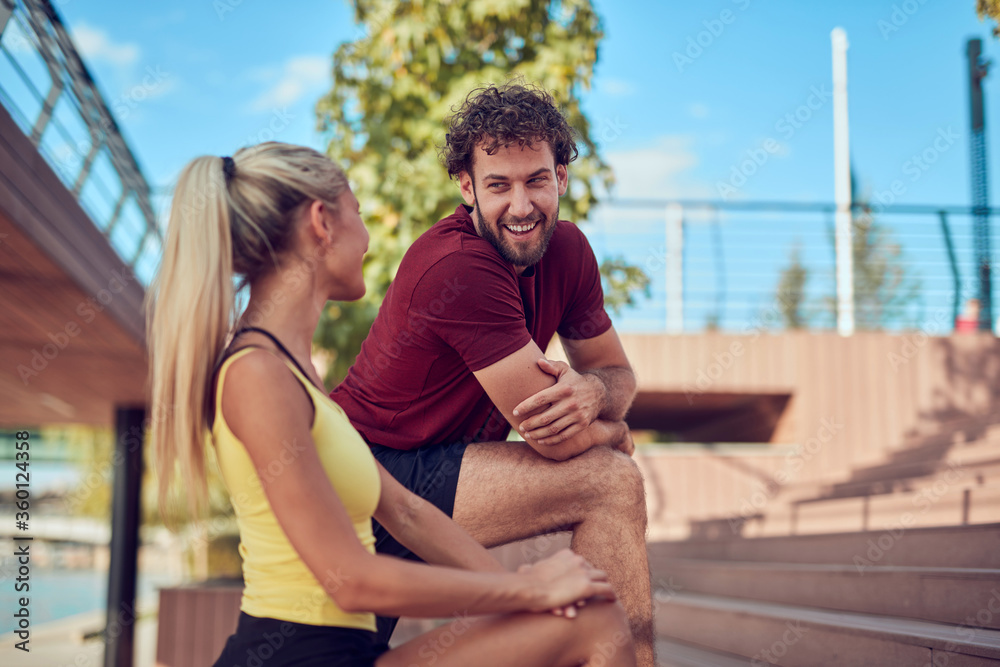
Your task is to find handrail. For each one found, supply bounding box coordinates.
[604,198,1000,216]
[0,0,161,284]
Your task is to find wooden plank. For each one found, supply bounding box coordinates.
[0,105,145,343]
[155,588,178,667]
[0,187,146,425]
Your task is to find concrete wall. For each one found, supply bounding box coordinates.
[608,332,1000,540]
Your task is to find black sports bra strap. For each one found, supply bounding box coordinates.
[226,326,319,390]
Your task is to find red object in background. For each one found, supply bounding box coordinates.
[955,315,979,333]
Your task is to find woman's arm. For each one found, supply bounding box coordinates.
[222,351,613,618]
[372,462,507,573]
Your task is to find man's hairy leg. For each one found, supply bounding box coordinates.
[452,442,655,667]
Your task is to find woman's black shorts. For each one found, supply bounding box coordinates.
[212,612,389,667]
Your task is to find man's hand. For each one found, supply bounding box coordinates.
[615,426,635,457]
[513,359,606,446]
[473,341,632,461]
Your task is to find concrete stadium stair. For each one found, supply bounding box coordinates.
[811,437,1000,501]
[799,418,1000,503]
[653,522,1000,567]
[654,592,1000,666]
[649,523,1000,666]
[653,558,1000,629]
[785,476,1000,536]
[655,638,755,666]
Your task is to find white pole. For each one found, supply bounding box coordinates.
[832,27,854,336]
[666,203,684,333]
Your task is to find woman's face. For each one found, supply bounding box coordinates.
[323,187,369,301]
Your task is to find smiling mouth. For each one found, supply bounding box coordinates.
[504,221,538,235]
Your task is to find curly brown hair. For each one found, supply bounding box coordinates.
[442,81,578,179]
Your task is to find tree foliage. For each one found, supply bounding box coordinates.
[978,0,1000,37]
[844,210,922,329]
[315,0,647,382]
[775,244,808,329]
[600,256,651,316]
[819,173,922,330]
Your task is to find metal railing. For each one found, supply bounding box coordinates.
[0,0,161,285]
[587,199,1000,334]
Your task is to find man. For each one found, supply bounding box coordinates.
[331,81,654,666]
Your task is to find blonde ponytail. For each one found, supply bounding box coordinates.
[145,142,349,521]
[147,156,235,519]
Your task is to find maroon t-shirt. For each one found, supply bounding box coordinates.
[330,204,612,450]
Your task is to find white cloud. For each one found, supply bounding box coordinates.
[248,55,329,111]
[71,23,139,67]
[599,77,637,97]
[604,135,709,200]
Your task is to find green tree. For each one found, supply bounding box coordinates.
[977,0,1000,36]
[775,243,808,329]
[600,256,651,316]
[314,0,645,382]
[847,209,922,329]
[820,174,922,330]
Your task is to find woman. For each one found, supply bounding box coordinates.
[146,142,636,667]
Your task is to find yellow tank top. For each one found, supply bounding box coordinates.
[211,347,380,630]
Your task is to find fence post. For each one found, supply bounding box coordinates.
[832,27,855,336]
[666,203,684,333]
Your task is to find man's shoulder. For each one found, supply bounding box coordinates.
[552,219,588,243]
[546,219,594,262]
[403,206,508,272]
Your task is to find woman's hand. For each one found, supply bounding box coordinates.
[518,549,615,618]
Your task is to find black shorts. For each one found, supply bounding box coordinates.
[212,612,388,667]
[369,439,469,644]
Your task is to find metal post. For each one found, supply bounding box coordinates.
[665,203,684,333]
[104,406,145,667]
[832,27,854,336]
[0,0,14,39]
[968,38,992,331]
[938,211,962,327]
[29,78,63,144]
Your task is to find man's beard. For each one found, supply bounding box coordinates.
[472,187,558,269]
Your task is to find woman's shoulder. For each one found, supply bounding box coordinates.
[218,347,314,442]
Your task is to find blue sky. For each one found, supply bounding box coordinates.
[22,0,1000,331]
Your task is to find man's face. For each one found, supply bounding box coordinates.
[459,141,568,273]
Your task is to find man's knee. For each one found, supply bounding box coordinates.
[576,447,646,517]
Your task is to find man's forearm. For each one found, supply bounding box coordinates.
[584,366,637,422]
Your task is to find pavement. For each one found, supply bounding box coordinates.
[0,605,158,667]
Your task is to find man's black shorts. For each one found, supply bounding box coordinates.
[368,440,470,645]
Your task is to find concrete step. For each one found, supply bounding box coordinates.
[903,414,1000,442]
[651,557,1000,629]
[656,638,754,666]
[738,467,1000,537]
[648,523,1000,568]
[788,475,1000,535]
[655,591,1000,666]
[817,437,1000,499]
